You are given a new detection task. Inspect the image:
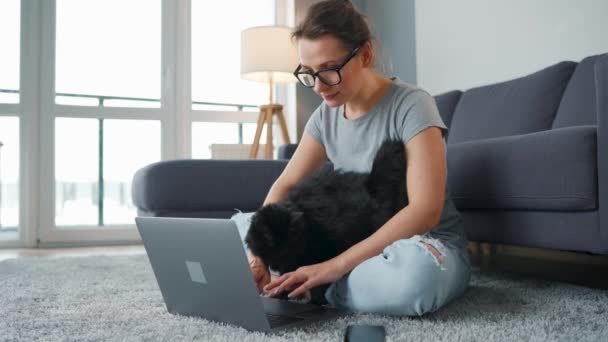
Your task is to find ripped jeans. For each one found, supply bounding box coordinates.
[231,211,471,317]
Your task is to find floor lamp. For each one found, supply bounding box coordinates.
[240,26,298,159]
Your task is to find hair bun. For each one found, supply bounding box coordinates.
[292,0,372,52]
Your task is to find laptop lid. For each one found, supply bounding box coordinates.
[135,216,272,332]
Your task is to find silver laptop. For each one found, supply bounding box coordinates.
[135,216,350,333]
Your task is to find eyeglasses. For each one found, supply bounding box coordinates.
[293,45,362,88]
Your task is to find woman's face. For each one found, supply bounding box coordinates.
[297,35,365,107]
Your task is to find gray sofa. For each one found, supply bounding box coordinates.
[132,53,608,256]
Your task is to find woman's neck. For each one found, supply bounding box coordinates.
[344,73,393,120]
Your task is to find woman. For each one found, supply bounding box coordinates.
[235,0,471,316]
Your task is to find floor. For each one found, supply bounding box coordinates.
[0,245,145,262]
[1,242,607,290]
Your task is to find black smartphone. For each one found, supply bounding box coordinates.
[344,324,386,342]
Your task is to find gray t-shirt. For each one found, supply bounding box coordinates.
[304,77,468,250]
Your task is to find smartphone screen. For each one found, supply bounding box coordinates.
[344,325,386,342]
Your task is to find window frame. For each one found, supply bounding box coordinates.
[1,0,293,248]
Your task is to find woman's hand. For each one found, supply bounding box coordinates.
[263,258,348,299]
[248,253,271,294]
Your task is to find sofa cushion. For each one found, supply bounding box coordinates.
[447,61,577,145]
[447,125,597,211]
[433,90,462,130]
[552,54,607,129]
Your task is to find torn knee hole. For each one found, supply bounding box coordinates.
[420,241,444,265]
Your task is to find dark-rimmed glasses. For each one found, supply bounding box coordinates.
[293,45,362,88]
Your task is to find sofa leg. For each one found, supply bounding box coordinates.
[467,241,495,269]
[480,242,494,256]
[480,242,495,269]
[467,241,481,267]
[467,241,479,253]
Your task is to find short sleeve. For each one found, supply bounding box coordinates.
[399,90,448,144]
[304,106,324,144]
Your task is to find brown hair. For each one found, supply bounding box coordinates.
[291,0,374,52]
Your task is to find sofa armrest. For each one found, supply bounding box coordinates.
[447,125,597,211]
[595,54,608,253]
[131,159,288,216]
[278,144,298,159]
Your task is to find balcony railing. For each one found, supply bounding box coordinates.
[0,88,259,144]
[0,88,260,227]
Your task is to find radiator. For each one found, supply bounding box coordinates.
[209,143,274,160]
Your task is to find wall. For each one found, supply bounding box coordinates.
[415,0,608,95]
[361,0,417,83]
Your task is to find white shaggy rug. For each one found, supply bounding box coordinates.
[1,254,606,341]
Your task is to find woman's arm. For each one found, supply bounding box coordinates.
[262,132,328,206]
[249,132,328,290]
[264,126,447,298]
[334,126,446,272]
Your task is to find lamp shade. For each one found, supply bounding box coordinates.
[240,26,298,84]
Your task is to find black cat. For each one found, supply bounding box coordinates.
[245,139,408,303]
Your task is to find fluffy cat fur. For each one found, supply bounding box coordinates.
[245,139,408,303]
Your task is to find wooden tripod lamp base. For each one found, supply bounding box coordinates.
[249,104,290,159]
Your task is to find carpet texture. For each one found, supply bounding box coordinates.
[1,254,606,341]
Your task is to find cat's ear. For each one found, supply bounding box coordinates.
[252,204,292,241]
[257,203,301,225]
[257,203,290,221]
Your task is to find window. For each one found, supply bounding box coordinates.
[0,0,20,104]
[191,0,275,106]
[55,118,99,226]
[51,0,162,231]
[0,118,19,233]
[0,0,20,239]
[55,0,161,107]
[191,0,279,158]
[10,1,291,246]
[55,118,160,226]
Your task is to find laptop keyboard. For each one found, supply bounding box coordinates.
[265,313,305,328]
